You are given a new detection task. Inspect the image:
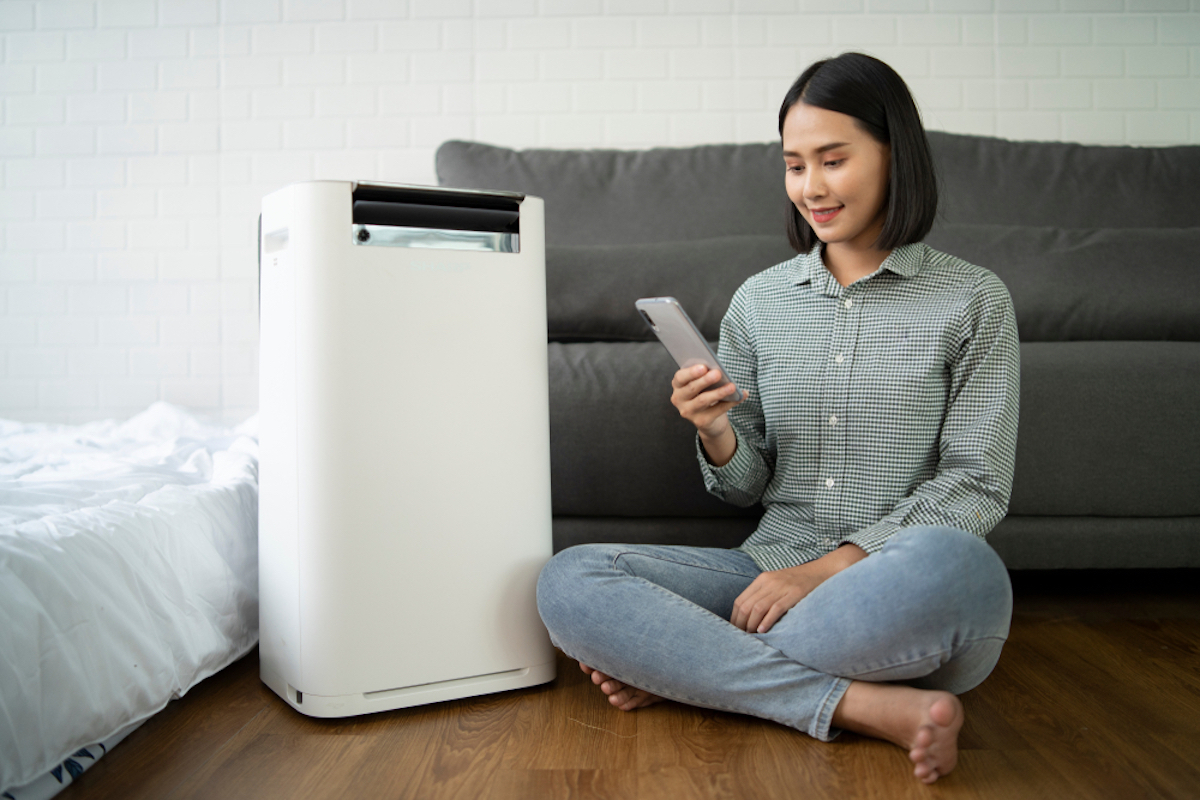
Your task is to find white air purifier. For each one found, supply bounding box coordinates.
[257,181,556,718]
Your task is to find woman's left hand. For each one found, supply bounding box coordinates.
[731,544,869,634]
[731,564,825,634]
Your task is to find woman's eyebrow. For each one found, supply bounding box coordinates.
[782,141,851,158]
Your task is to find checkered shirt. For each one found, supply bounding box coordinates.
[698,241,1021,571]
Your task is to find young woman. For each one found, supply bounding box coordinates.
[537,52,1020,784]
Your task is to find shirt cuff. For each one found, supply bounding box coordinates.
[840,519,902,556]
[697,428,756,491]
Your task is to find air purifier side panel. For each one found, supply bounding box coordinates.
[258,184,303,694]
[288,180,359,698]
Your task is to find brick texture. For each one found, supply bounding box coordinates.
[2,1,1199,422]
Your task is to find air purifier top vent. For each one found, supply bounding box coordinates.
[351,183,522,235]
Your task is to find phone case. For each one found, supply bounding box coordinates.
[635,297,745,403]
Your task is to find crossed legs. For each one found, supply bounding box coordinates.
[536,526,1012,783]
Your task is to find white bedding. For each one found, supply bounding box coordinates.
[0,404,259,796]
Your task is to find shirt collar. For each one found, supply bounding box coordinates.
[789,241,927,290]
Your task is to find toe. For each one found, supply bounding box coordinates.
[912,723,934,750]
[930,695,960,727]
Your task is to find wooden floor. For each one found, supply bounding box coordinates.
[60,569,1200,800]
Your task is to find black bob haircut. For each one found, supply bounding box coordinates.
[779,52,938,254]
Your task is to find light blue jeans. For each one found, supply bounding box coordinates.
[536,526,1012,742]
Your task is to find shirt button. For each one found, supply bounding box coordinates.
[835,353,845,364]
[844,298,853,309]
[829,415,838,426]
[825,477,835,488]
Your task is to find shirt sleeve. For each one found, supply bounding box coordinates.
[697,284,776,507]
[841,272,1021,555]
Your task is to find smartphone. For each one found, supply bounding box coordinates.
[635,297,745,403]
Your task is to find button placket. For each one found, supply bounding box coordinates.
[820,288,855,504]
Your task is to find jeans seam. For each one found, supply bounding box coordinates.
[608,548,760,580]
[813,676,852,742]
[842,634,1009,681]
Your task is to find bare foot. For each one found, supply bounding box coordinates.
[578,661,664,712]
[831,681,964,784]
[908,693,963,783]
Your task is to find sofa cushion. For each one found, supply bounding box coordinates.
[925,224,1200,342]
[1009,341,1200,518]
[548,340,1200,521]
[547,235,796,342]
[548,341,761,519]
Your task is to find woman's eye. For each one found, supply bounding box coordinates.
[788,165,805,173]
[825,159,843,168]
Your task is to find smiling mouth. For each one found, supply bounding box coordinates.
[810,206,843,223]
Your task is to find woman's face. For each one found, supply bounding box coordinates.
[782,102,891,254]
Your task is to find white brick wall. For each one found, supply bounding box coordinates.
[3,0,1199,423]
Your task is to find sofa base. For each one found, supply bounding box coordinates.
[990,516,1200,569]
[553,515,1200,570]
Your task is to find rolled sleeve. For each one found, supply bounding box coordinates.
[841,519,902,556]
[697,428,772,508]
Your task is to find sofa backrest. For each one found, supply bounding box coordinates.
[926,132,1200,229]
[438,141,787,246]
[436,133,1200,244]
[436,134,1200,344]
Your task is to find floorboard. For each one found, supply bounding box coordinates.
[55,568,1200,799]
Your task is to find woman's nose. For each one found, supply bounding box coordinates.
[804,173,826,199]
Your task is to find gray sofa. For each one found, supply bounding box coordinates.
[436,133,1200,569]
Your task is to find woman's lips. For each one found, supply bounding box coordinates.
[811,206,843,224]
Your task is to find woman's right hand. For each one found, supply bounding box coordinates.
[671,364,746,466]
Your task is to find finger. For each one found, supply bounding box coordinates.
[713,382,741,405]
[682,367,725,397]
[730,589,752,631]
[730,605,746,632]
[682,381,738,416]
[745,604,769,635]
[671,363,709,390]
[671,370,715,414]
[745,580,778,627]
[731,577,770,631]
[734,597,768,633]
[756,603,788,634]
